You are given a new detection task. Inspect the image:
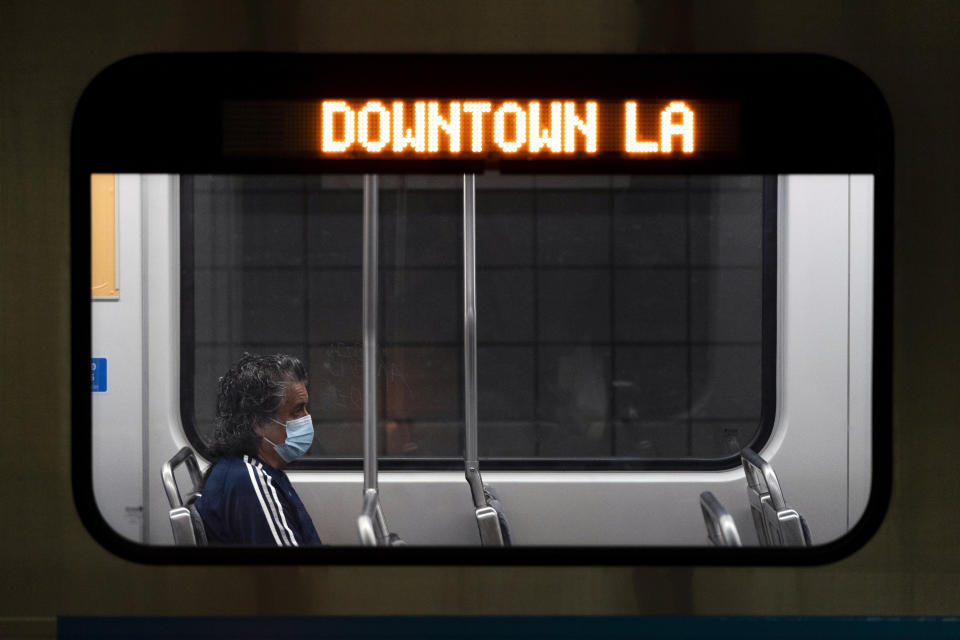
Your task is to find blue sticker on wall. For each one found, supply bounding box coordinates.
[91,358,107,392]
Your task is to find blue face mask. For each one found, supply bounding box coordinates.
[264,414,314,463]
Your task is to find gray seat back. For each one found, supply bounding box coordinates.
[482,485,512,546]
[357,488,406,547]
[741,448,812,546]
[168,507,198,546]
[465,468,509,547]
[161,447,207,546]
[741,448,780,545]
[762,503,813,546]
[188,503,208,545]
[699,491,742,547]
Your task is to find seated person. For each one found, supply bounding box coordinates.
[195,353,322,546]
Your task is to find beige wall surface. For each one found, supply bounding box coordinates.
[1,0,958,632]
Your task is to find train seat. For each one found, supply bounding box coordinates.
[357,488,406,546]
[761,502,812,546]
[464,470,510,547]
[481,485,512,546]
[699,491,742,546]
[741,448,812,546]
[161,446,207,546]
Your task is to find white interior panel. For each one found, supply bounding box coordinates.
[760,175,851,545]
[91,175,144,542]
[142,174,187,545]
[848,175,874,527]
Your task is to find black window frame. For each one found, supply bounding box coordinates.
[71,53,893,564]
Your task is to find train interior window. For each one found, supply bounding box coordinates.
[182,174,766,463]
[91,172,874,548]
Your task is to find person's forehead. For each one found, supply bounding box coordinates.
[286,381,309,403]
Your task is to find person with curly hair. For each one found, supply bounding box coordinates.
[195,353,322,546]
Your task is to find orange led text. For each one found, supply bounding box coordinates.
[319,99,696,156]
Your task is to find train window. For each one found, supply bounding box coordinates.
[76,54,890,560]
[181,173,771,468]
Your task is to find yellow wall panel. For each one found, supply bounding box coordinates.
[91,173,118,298]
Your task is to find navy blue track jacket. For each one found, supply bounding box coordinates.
[195,455,322,546]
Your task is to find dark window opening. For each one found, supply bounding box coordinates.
[181,174,775,470]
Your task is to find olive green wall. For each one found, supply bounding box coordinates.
[1,1,957,634]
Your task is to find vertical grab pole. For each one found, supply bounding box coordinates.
[463,174,486,509]
[363,174,379,496]
[360,174,392,544]
[463,175,506,547]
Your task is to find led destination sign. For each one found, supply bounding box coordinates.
[321,99,694,155]
[221,98,740,160]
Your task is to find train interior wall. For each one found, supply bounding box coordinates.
[91,174,872,547]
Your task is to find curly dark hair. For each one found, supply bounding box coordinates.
[208,353,308,461]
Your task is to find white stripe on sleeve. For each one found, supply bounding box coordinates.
[243,455,282,546]
[257,462,299,547]
[251,463,291,546]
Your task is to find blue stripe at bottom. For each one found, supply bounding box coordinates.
[58,616,960,639]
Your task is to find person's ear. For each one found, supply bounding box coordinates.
[252,422,266,437]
